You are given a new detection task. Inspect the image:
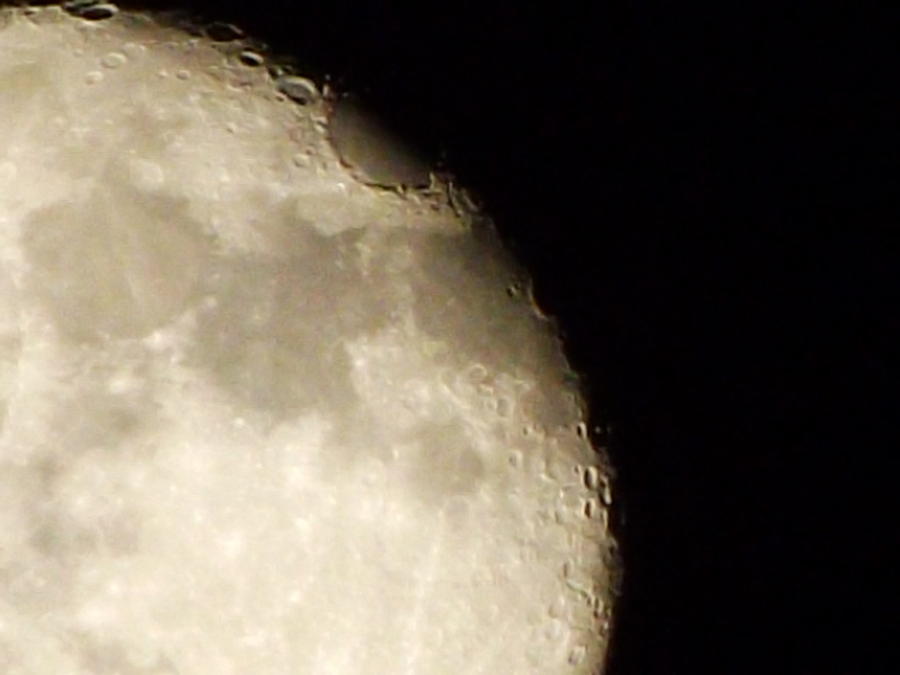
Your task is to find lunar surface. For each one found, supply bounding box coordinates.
[0,5,617,674]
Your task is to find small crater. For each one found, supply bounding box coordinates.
[291,151,312,167]
[583,465,599,490]
[238,50,265,67]
[568,644,587,665]
[276,75,318,106]
[542,618,564,641]
[100,51,127,69]
[495,396,511,417]
[81,4,118,21]
[63,1,118,21]
[465,363,488,385]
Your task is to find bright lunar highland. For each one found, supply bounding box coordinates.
[0,5,617,674]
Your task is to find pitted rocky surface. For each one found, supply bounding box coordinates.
[0,6,615,674]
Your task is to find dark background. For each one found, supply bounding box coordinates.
[68,1,894,672]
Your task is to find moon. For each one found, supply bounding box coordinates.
[0,4,617,674]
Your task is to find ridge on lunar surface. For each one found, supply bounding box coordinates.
[0,5,617,674]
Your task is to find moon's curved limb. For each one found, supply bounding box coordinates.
[0,5,617,674]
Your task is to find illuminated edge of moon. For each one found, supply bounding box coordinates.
[0,4,620,674]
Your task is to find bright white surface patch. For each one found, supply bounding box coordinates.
[0,6,616,674]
